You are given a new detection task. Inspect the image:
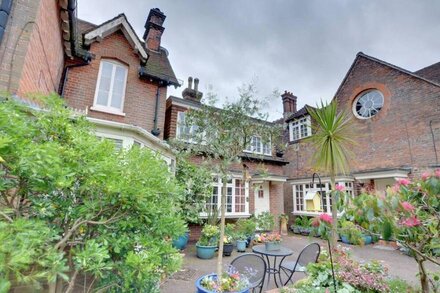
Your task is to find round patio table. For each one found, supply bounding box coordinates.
[252,244,293,288]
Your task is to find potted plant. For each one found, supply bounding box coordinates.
[235,233,247,252]
[172,230,190,250]
[299,216,312,236]
[236,218,256,248]
[196,224,219,259]
[256,232,282,251]
[222,223,235,257]
[339,221,364,245]
[255,211,275,232]
[196,265,251,293]
[279,214,289,235]
[291,216,302,234]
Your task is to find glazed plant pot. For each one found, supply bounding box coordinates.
[195,274,250,293]
[172,232,189,250]
[300,227,311,236]
[196,244,217,259]
[265,241,281,251]
[236,240,247,252]
[362,234,373,245]
[291,225,301,234]
[340,235,350,244]
[223,243,234,256]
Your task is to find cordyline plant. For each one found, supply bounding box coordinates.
[173,84,282,285]
[345,171,440,292]
[0,95,185,292]
[305,100,355,247]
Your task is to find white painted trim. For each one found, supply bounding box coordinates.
[251,176,287,182]
[92,59,128,114]
[288,176,354,185]
[84,16,148,61]
[353,170,409,180]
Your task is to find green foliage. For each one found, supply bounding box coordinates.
[255,211,275,231]
[198,224,219,246]
[381,220,393,241]
[386,278,418,293]
[0,95,185,291]
[175,158,213,224]
[236,218,256,236]
[339,221,364,245]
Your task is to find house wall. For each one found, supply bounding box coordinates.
[0,0,64,95]
[63,31,167,139]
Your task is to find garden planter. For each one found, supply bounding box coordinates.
[236,240,247,252]
[172,232,189,250]
[340,235,350,244]
[245,235,254,248]
[300,227,311,236]
[195,274,250,293]
[196,244,217,259]
[280,219,288,236]
[223,243,234,256]
[291,225,301,234]
[376,240,399,249]
[362,234,372,245]
[265,241,281,251]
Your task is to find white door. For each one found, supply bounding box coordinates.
[254,182,270,215]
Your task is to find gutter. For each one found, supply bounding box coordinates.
[0,0,13,45]
[151,84,161,136]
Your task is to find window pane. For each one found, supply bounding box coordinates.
[96,62,113,106]
[110,66,126,109]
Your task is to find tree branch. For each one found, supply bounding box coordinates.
[0,210,13,222]
[406,243,440,266]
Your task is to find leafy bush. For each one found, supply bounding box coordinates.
[198,224,219,246]
[386,278,418,293]
[0,96,185,292]
[236,218,256,236]
[339,221,364,245]
[255,212,274,231]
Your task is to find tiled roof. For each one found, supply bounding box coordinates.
[285,104,314,122]
[414,62,440,84]
[77,17,179,86]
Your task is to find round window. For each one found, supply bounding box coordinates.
[353,90,384,119]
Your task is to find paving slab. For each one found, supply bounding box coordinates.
[160,234,439,292]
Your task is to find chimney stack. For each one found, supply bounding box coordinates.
[182,76,203,103]
[281,90,297,120]
[143,8,166,51]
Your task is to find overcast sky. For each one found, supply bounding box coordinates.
[78,0,440,120]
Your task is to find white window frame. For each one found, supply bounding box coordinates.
[203,175,250,217]
[91,59,128,116]
[244,135,272,156]
[292,181,354,215]
[176,111,200,143]
[289,115,311,142]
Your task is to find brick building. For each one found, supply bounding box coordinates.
[283,52,440,217]
[0,0,180,166]
[164,77,288,224]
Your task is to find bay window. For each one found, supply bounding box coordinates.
[206,176,248,216]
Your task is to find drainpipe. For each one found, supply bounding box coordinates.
[0,0,13,46]
[151,83,162,136]
[58,62,89,96]
[430,119,439,165]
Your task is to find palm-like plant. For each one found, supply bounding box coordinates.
[306,100,355,246]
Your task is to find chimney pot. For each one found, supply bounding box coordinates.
[281,90,297,120]
[188,77,193,89]
[182,76,203,103]
[194,78,199,92]
[143,8,166,51]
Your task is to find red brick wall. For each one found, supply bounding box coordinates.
[63,31,167,139]
[164,100,187,140]
[0,0,64,95]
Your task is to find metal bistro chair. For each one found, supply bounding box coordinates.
[230,253,266,293]
[279,242,321,286]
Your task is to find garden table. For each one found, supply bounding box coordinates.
[252,244,293,288]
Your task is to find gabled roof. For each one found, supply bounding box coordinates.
[285,104,314,122]
[415,62,440,84]
[84,14,149,61]
[334,52,440,99]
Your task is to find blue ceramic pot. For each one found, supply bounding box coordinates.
[172,232,189,250]
[195,273,250,293]
[340,235,350,244]
[363,234,372,245]
[196,244,217,259]
[236,240,247,252]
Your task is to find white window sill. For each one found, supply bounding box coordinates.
[90,106,126,117]
[199,213,251,219]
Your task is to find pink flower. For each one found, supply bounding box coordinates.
[335,184,345,192]
[391,184,400,193]
[421,172,430,181]
[319,213,333,224]
[401,216,421,227]
[435,169,440,178]
[400,201,415,212]
[396,178,410,186]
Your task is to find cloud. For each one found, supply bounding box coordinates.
[78,0,440,120]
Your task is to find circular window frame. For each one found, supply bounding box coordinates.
[352,89,384,120]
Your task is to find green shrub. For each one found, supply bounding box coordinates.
[255,212,274,231]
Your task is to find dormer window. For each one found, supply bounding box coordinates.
[244,136,272,156]
[176,111,198,142]
[289,116,311,142]
[92,60,128,115]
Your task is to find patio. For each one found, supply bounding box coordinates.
[160,234,439,292]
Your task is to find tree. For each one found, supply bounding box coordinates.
[347,173,440,292]
[306,100,355,246]
[175,85,282,283]
[0,95,185,292]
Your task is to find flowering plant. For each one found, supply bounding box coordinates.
[200,265,254,292]
[255,232,282,243]
[347,170,440,291]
